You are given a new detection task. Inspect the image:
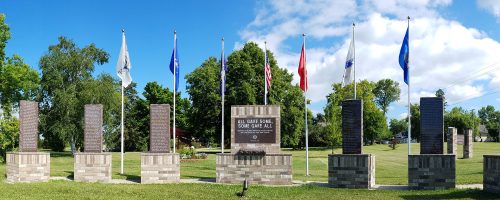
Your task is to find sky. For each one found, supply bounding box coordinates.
[1,0,500,121]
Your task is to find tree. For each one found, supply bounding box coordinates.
[186,42,306,148]
[409,103,420,141]
[445,107,480,137]
[0,117,19,162]
[435,88,448,109]
[39,37,115,152]
[373,79,400,115]
[389,118,407,136]
[325,80,389,145]
[477,105,499,139]
[0,14,9,64]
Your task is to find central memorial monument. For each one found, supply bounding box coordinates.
[408,97,455,189]
[140,104,180,184]
[7,100,50,183]
[328,100,375,189]
[216,105,292,185]
[74,104,112,182]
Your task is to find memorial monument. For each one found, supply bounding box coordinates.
[447,127,457,156]
[328,100,375,189]
[484,155,500,194]
[463,129,473,159]
[6,100,50,183]
[408,97,455,189]
[216,105,292,185]
[140,104,180,184]
[74,104,112,182]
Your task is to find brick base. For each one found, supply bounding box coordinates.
[6,152,50,183]
[141,153,180,184]
[408,154,455,190]
[74,152,111,183]
[216,153,292,185]
[328,154,375,189]
[484,155,500,194]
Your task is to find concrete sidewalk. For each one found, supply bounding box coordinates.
[48,177,484,190]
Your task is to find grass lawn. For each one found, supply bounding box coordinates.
[0,143,499,199]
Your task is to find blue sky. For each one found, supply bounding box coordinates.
[1,0,500,121]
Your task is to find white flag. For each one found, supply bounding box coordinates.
[342,39,354,87]
[116,31,132,87]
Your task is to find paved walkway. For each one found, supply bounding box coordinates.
[49,177,484,190]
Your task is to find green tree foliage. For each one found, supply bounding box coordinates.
[478,105,499,139]
[0,117,19,162]
[435,88,448,109]
[373,79,400,115]
[186,42,306,148]
[0,56,40,117]
[39,37,117,152]
[325,80,389,145]
[389,118,407,136]
[445,107,480,137]
[0,14,9,64]
[409,103,420,141]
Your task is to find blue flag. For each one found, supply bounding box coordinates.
[170,36,179,91]
[399,26,409,85]
[220,48,227,96]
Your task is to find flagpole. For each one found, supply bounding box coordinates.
[221,37,225,154]
[173,30,177,154]
[353,22,356,99]
[120,29,125,175]
[303,33,309,176]
[264,41,268,105]
[407,16,411,156]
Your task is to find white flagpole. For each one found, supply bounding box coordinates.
[120,29,125,175]
[221,37,225,154]
[353,23,356,100]
[173,31,177,154]
[264,41,268,105]
[407,16,411,155]
[303,33,309,176]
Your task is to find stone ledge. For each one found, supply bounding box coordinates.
[408,154,455,190]
[141,153,180,184]
[328,154,375,189]
[6,152,50,183]
[74,152,111,183]
[216,153,292,185]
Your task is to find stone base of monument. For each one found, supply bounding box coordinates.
[328,154,375,189]
[408,154,455,190]
[6,152,50,183]
[484,155,500,194]
[140,153,180,184]
[74,152,112,182]
[216,153,292,185]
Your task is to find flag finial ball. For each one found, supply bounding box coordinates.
[122,29,125,33]
[302,33,306,37]
[222,37,224,41]
[407,16,410,20]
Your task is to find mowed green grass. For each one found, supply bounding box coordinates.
[1,143,500,199]
[12,142,500,184]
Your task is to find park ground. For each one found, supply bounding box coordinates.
[0,143,499,199]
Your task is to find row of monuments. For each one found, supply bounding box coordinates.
[4,100,500,194]
[7,101,180,183]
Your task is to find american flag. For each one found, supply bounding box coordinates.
[265,49,272,91]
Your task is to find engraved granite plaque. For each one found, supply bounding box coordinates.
[420,97,444,154]
[19,100,38,152]
[84,104,103,153]
[342,100,363,154]
[235,118,276,143]
[149,104,170,153]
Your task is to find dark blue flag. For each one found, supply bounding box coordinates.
[170,36,179,91]
[399,26,409,85]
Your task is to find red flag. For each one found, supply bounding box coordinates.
[265,52,272,90]
[298,43,307,92]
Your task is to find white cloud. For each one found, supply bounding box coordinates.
[477,0,500,20]
[239,0,500,109]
